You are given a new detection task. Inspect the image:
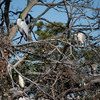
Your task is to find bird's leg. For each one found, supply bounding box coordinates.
[83,43,85,47]
[84,41,85,46]
[82,42,85,47]
[18,36,23,44]
[77,40,79,46]
[24,33,28,41]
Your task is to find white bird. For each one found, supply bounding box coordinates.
[74,32,86,46]
[19,97,25,100]
[18,75,25,88]
[19,97,30,100]
[92,63,98,76]
[17,18,28,43]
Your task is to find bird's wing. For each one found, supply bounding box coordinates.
[18,75,24,88]
[21,21,29,41]
[21,21,28,36]
[82,33,86,42]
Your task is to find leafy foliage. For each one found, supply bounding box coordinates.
[35,21,64,39]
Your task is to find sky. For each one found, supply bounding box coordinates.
[10,0,100,43]
[10,0,68,23]
[10,0,100,22]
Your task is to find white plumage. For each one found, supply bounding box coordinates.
[75,32,86,46]
[78,33,85,44]
[19,97,25,100]
[92,63,98,71]
[18,75,25,88]
[19,97,30,100]
[92,63,98,76]
[17,18,28,41]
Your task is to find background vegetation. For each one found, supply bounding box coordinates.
[0,0,100,99]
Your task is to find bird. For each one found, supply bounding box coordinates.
[91,63,98,76]
[19,97,28,100]
[17,18,28,43]
[18,74,25,88]
[74,32,86,46]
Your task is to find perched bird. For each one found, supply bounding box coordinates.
[17,18,28,43]
[91,63,98,76]
[18,75,25,88]
[19,97,25,100]
[74,32,86,46]
[19,97,29,100]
